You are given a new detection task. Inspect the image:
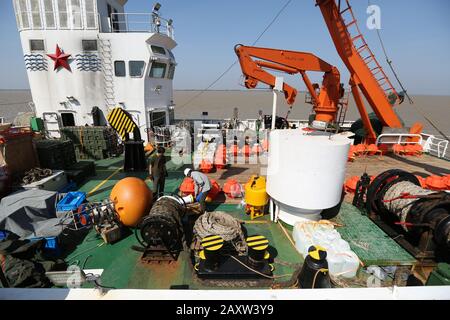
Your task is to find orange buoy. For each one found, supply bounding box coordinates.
[409,144,423,155]
[425,175,446,191]
[199,159,214,173]
[223,178,242,198]
[144,143,154,153]
[206,179,221,202]
[230,144,239,157]
[214,145,227,169]
[415,175,428,188]
[378,144,390,155]
[110,177,152,227]
[180,177,195,196]
[443,175,450,189]
[354,144,366,155]
[366,144,380,156]
[242,145,251,157]
[393,144,406,155]
[261,139,269,152]
[344,176,360,193]
[252,144,263,155]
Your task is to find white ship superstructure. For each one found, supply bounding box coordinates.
[13,0,177,141]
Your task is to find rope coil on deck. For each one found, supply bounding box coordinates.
[193,212,247,254]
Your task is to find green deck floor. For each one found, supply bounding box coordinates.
[64,156,415,289]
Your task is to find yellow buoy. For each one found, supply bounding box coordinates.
[244,175,268,219]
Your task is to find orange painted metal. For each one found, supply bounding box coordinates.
[316,0,422,142]
[415,175,428,189]
[234,45,343,123]
[110,177,152,227]
[206,179,222,202]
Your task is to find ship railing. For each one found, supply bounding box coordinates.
[421,134,450,160]
[106,13,174,39]
[375,133,423,146]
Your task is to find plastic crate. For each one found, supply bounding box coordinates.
[0,230,9,241]
[56,191,86,211]
[30,236,61,257]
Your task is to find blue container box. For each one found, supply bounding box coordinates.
[56,191,86,211]
[30,236,61,257]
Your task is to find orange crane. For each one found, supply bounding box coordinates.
[234,44,345,125]
[316,0,422,142]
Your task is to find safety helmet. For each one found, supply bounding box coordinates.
[184,168,192,176]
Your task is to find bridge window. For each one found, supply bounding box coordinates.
[43,0,56,28]
[129,61,146,78]
[167,63,176,80]
[84,0,97,29]
[149,62,166,78]
[70,0,82,29]
[114,61,126,77]
[30,39,45,51]
[82,40,97,51]
[30,0,42,29]
[57,0,69,29]
[151,45,166,55]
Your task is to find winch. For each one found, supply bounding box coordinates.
[364,169,450,262]
[133,195,188,262]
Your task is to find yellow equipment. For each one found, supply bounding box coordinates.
[244,175,269,219]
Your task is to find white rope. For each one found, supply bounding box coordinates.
[382,181,433,230]
[194,211,247,254]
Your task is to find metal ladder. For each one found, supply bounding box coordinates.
[336,91,350,127]
[338,0,400,105]
[98,37,115,108]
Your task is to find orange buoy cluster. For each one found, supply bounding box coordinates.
[348,143,424,162]
[392,144,423,156]
[179,177,223,201]
[345,174,450,193]
[223,178,243,198]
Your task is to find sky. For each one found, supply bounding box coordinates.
[0,0,449,95]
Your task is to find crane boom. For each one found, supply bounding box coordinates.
[235,45,343,124]
[316,0,405,142]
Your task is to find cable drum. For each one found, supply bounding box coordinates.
[136,197,185,251]
[382,181,434,231]
[194,212,247,254]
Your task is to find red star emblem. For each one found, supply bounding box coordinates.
[47,45,71,71]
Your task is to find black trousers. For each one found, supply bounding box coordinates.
[152,176,165,198]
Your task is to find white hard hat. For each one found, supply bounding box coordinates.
[184,168,192,176]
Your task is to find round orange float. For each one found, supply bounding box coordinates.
[223,178,242,198]
[425,175,447,191]
[242,145,251,157]
[206,179,221,202]
[230,144,239,157]
[180,177,195,196]
[366,144,379,156]
[344,176,360,193]
[199,160,214,173]
[214,145,227,169]
[110,177,152,227]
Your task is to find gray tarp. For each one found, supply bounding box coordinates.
[0,189,66,238]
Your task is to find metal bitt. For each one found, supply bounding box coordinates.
[199,235,224,271]
[246,235,270,268]
[124,140,147,172]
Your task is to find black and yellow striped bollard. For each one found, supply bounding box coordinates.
[198,235,224,271]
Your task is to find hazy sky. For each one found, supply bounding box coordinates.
[1,0,449,95]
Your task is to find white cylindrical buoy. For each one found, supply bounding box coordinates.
[266,130,350,225]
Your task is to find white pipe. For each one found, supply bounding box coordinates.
[271,90,277,130]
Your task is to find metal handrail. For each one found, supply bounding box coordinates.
[375,133,423,145]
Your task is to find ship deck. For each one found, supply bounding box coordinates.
[61,153,450,289]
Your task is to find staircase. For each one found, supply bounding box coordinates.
[337,91,350,127]
[338,0,400,105]
[98,38,115,109]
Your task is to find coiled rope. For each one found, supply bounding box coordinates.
[193,211,247,254]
